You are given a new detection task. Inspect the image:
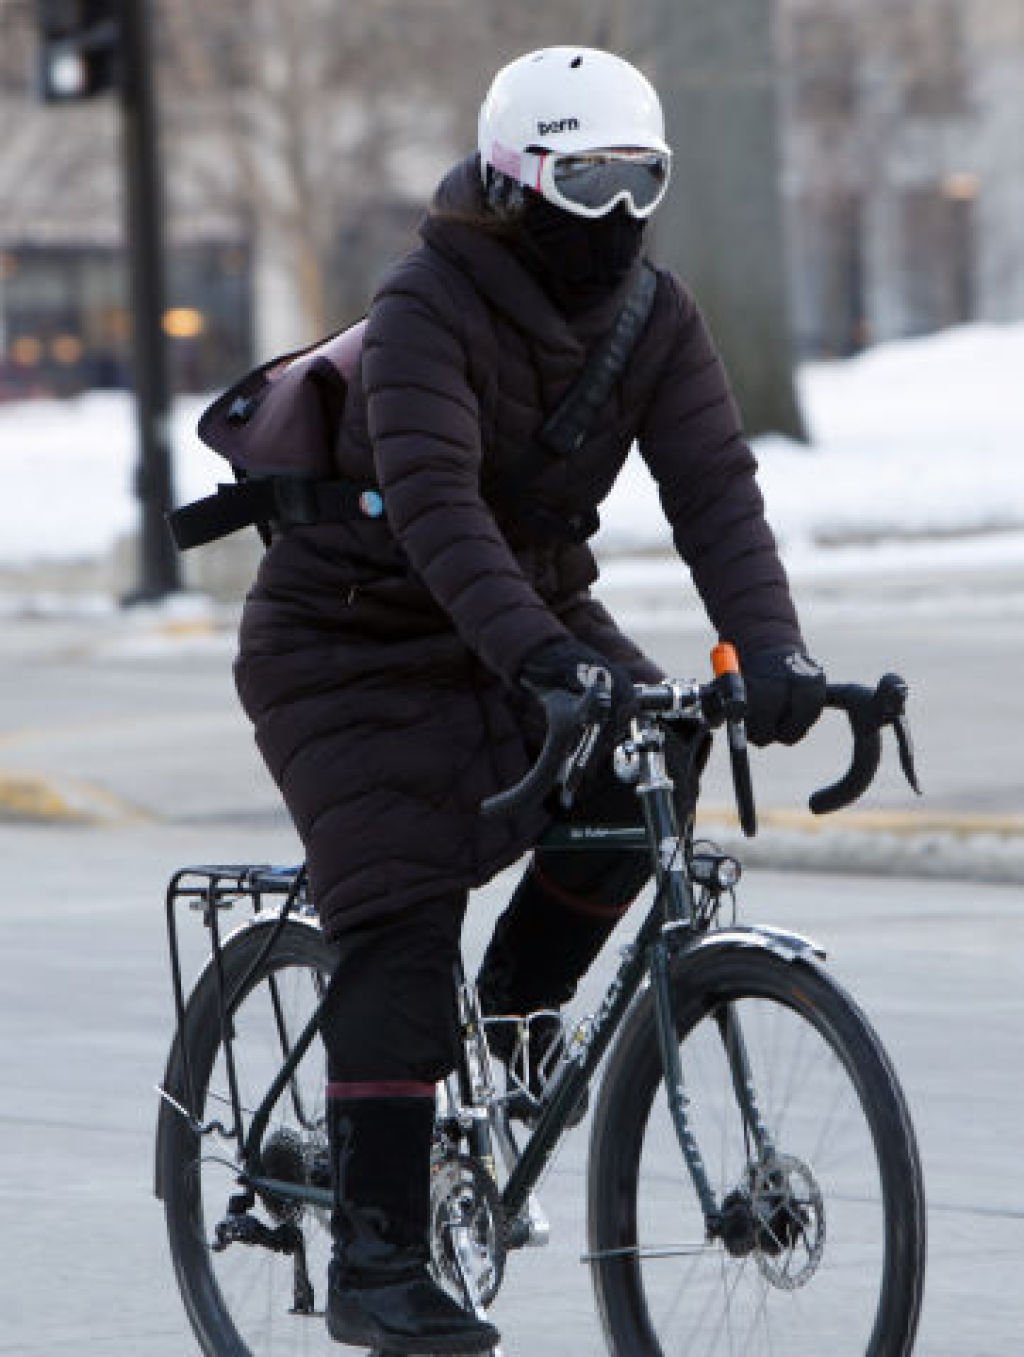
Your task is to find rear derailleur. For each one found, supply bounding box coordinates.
[211,1189,317,1316]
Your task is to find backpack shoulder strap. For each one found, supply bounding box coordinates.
[484,262,658,531]
[537,261,658,458]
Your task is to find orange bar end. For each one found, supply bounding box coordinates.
[711,642,740,677]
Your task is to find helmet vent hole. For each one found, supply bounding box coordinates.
[571,55,583,68]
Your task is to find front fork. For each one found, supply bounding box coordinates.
[636,720,775,1237]
[649,940,777,1234]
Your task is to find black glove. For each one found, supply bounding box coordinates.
[518,637,636,731]
[742,646,826,747]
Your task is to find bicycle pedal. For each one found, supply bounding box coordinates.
[502,1088,542,1123]
[503,1085,589,1129]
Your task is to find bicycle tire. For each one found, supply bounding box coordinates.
[587,943,925,1357]
[157,917,339,1357]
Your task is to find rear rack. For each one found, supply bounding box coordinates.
[163,863,312,1131]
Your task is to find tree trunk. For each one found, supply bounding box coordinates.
[652,0,807,440]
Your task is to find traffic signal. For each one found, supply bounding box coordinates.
[36,0,120,102]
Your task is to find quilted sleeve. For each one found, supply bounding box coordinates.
[638,273,804,657]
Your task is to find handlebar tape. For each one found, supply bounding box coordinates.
[809,675,908,815]
[480,689,588,819]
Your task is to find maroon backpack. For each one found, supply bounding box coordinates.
[168,263,656,551]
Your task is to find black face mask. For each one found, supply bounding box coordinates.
[515,192,646,312]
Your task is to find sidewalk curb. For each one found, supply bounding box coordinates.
[2,777,1021,886]
[700,805,1024,838]
[0,771,151,826]
[697,806,1024,886]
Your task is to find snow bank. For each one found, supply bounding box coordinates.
[595,322,1024,557]
[1,321,1023,570]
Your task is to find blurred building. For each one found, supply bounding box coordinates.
[0,0,1022,394]
[0,9,254,400]
[780,0,1024,355]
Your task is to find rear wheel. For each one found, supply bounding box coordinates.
[587,945,925,1356]
[157,918,338,1356]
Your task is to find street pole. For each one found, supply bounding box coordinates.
[119,0,180,600]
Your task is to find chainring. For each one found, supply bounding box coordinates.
[429,1153,507,1309]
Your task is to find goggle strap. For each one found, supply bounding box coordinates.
[518,149,546,194]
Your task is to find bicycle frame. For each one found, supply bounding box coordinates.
[461,711,774,1236]
[157,714,794,1248]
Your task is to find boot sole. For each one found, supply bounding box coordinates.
[327,1311,500,1354]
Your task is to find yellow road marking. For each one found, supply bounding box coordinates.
[0,772,151,825]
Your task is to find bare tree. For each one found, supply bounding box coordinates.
[159,0,630,345]
[160,0,462,339]
[651,0,807,440]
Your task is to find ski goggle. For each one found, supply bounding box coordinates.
[519,146,672,219]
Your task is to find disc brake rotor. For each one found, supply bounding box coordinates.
[749,1152,826,1290]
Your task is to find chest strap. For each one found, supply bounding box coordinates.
[537,262,658,458]
[167,476,384,552]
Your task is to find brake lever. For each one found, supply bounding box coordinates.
[558,680,612,809]
[894,716,922,796]
[811,672,921,814]
[871,673,922,797]
[711,643,757,838]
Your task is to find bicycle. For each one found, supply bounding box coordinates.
[154,645,926,1356]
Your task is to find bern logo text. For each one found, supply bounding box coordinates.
[537,117,580,136]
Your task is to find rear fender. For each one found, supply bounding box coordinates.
[153,911,325,1200]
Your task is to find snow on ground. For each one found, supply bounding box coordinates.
[1,321,1022,575]
[594,322,1024,559]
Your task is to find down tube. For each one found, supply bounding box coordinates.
[501,897,667,1221]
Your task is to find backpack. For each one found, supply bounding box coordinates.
[167,263,656,553]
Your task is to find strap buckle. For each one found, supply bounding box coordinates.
[270,477,320,527]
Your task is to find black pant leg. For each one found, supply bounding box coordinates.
[319,894,468,1085]
[476,725,709,1013]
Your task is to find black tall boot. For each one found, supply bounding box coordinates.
[326,1093,499,1354]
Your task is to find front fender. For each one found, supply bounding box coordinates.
[678,923,826,967]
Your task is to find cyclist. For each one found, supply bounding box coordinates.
[233,45,826,1355]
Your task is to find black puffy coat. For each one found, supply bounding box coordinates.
[235,159,802,940]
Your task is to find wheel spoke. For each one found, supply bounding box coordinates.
[160,922,338,1355]
[587,949,924,1357]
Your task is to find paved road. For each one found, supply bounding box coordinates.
[2,555,1023,828]
[1,819,1022,1354]
[1,559,1022,1352]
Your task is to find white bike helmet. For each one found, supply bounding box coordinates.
[478,47,672,219]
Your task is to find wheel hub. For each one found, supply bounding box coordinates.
[719,1153,825,1289]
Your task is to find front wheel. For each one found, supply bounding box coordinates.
[587,944,925,1356]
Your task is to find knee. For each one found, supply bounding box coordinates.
[319,900,464,1083]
